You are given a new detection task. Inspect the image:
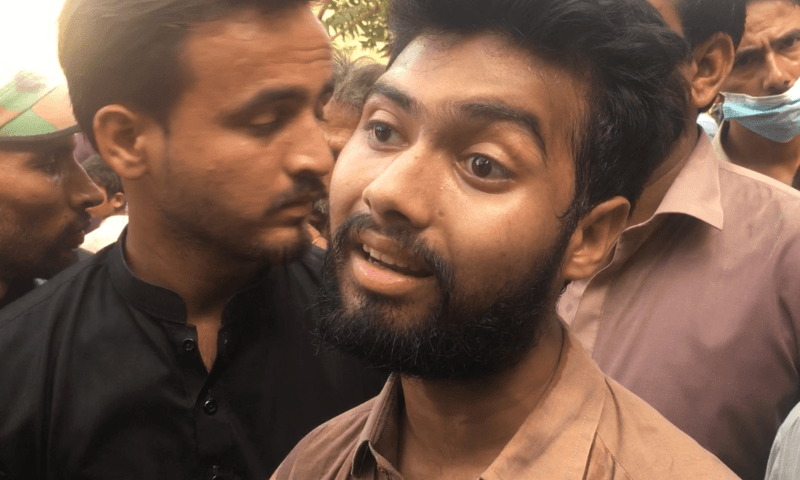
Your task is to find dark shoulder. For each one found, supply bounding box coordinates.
[595,378,738,479]
[0,249,110,332]
[272,399,375,480]
[282,246,325,286]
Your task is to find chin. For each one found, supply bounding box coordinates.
[244,226,312,265]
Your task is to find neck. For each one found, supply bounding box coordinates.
[123,213,261,319]
[722,121,800,185]
[627,121,699,228]
[397,315,564,480]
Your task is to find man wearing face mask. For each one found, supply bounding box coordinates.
[714,0,800,186]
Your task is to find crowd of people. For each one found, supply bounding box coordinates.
[0,0,799,478]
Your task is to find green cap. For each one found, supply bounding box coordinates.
[0,70,79,143]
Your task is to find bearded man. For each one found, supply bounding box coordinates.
[271,0,739,478]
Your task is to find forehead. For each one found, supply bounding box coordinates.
[742,0,800,42]
[179,6,332,106]
[0,135,76,162]
[384,33,586,148]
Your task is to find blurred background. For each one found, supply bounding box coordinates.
[0,0,389,84]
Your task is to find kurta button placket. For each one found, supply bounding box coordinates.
[183,338,196,352]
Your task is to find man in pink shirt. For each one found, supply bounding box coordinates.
[558,1,800,478]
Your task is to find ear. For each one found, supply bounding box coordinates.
[93,105,164,181]
[109,192,126,211]
[561,196,630,282]
[687,32,735,109]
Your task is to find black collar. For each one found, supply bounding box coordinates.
[107,234,188,323]
[107,230,275,324]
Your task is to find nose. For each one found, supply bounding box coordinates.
[763,53,795,95]
[66,157,104,212]
[362,146,435,230]
[284,113,334,180]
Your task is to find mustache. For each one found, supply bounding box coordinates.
[265,175,327,214]
[328,213,455,295]
[70,212,92,235]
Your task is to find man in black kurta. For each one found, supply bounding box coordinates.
[0,0,384,478]
[0,239,381,479]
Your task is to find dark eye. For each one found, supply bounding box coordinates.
[780,35,800,51]
[31,152,60,175]
[374,124,393,142]
[735,55,751,68]
[466,155,509,179]
[366,121,402,146]
[249,120,280,136]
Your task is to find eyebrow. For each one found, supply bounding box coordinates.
[365,81,419,114]
[775,28,800,47]
[458,102,547,155]
[222,87,310,123]
[366,81,547,155]
[736,28,800,60]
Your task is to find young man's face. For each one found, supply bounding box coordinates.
[0,137,103,280]
[144,5,334,264]
[319,33,587,379]
[721,0,800,97]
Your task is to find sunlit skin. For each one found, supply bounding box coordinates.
[0,136,103,300]
[719,0,800,185]
[306,98,362,246]
[94,5,334,370]
[329,33,627,480]
[321,99,362,161]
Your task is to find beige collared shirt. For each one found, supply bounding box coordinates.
[272,329,737,480]
[558,133,800,480]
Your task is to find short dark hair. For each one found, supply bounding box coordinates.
[331,52,386,110]
[388,0,689,217]
[82,154,124,197]
[58,0,308,149]
[677,0,747,49]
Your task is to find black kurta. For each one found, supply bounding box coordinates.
[0,237,384,479]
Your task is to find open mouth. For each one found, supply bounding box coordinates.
[358,243,433,278]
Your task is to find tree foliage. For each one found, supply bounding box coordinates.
[314,0,390,53]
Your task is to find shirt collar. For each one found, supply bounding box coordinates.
[351,374,403,477]
[652,131,724,230]
[349,329,609,480]
[107,230,188,322]
[107,229,273,324]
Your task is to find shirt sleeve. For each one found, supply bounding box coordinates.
[766,402,800,480]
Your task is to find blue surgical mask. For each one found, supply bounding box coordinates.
[721,81,800,143]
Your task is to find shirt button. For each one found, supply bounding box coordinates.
[204,398,218,415]
[183,339,196,352]
[211,465,224,480]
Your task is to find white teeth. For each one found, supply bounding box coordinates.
[369,248,382,262]
[362,244,419,272]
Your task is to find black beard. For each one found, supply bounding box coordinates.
[316,213,574,382]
